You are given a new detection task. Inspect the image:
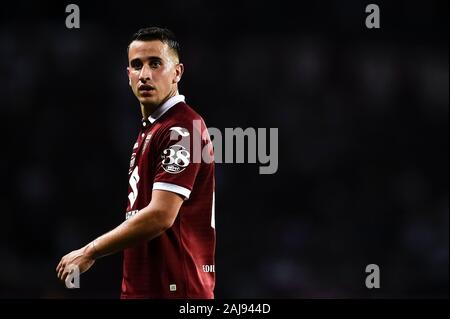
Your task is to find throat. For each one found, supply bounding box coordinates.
[140,104,159,120]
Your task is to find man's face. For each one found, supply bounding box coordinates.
[127,40,183,109]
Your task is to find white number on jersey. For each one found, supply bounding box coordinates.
[128,166,140,209]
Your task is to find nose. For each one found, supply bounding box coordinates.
[139,64,152,83]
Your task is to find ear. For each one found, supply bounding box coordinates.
[173,63,184,84]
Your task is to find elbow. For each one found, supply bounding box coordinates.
[159,218,175,232]
[152,219,173,238]
[136,206,180,240]
[153,210,176,233]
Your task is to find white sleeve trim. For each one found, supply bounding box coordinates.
[153,182,191,200]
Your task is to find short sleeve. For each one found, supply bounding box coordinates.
[152,124,202,200]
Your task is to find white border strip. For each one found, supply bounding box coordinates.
[149,94,185,124]
[153,182,191,200]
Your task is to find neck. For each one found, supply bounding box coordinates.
[140,89,178,120]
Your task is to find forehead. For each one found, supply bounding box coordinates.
[128,40,171,61]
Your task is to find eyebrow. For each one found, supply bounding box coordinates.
[130,56,163,65]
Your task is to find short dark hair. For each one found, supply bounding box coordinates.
[128,27,180,60]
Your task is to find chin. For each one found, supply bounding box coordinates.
[140,97,160,108]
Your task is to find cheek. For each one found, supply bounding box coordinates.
[129,76,139,88]
[160,67,173,80]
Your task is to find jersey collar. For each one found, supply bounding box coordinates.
[148,94,185,124]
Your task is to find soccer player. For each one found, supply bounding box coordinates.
[56,27,216,299]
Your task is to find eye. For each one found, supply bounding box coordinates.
[150,60,162,68]
[130,60,142,70]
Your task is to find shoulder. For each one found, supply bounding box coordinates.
[160,102,206,132]
[170,102,204,123]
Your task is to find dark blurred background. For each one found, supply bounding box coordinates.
[0,0,448,298]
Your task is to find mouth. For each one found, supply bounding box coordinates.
[138,85,155,97]
[139,84,155,92]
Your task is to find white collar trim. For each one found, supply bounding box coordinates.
[148,94,185,124]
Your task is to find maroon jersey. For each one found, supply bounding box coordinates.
[121,95,216,299]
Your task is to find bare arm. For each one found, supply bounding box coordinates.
[56,190,184,282]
